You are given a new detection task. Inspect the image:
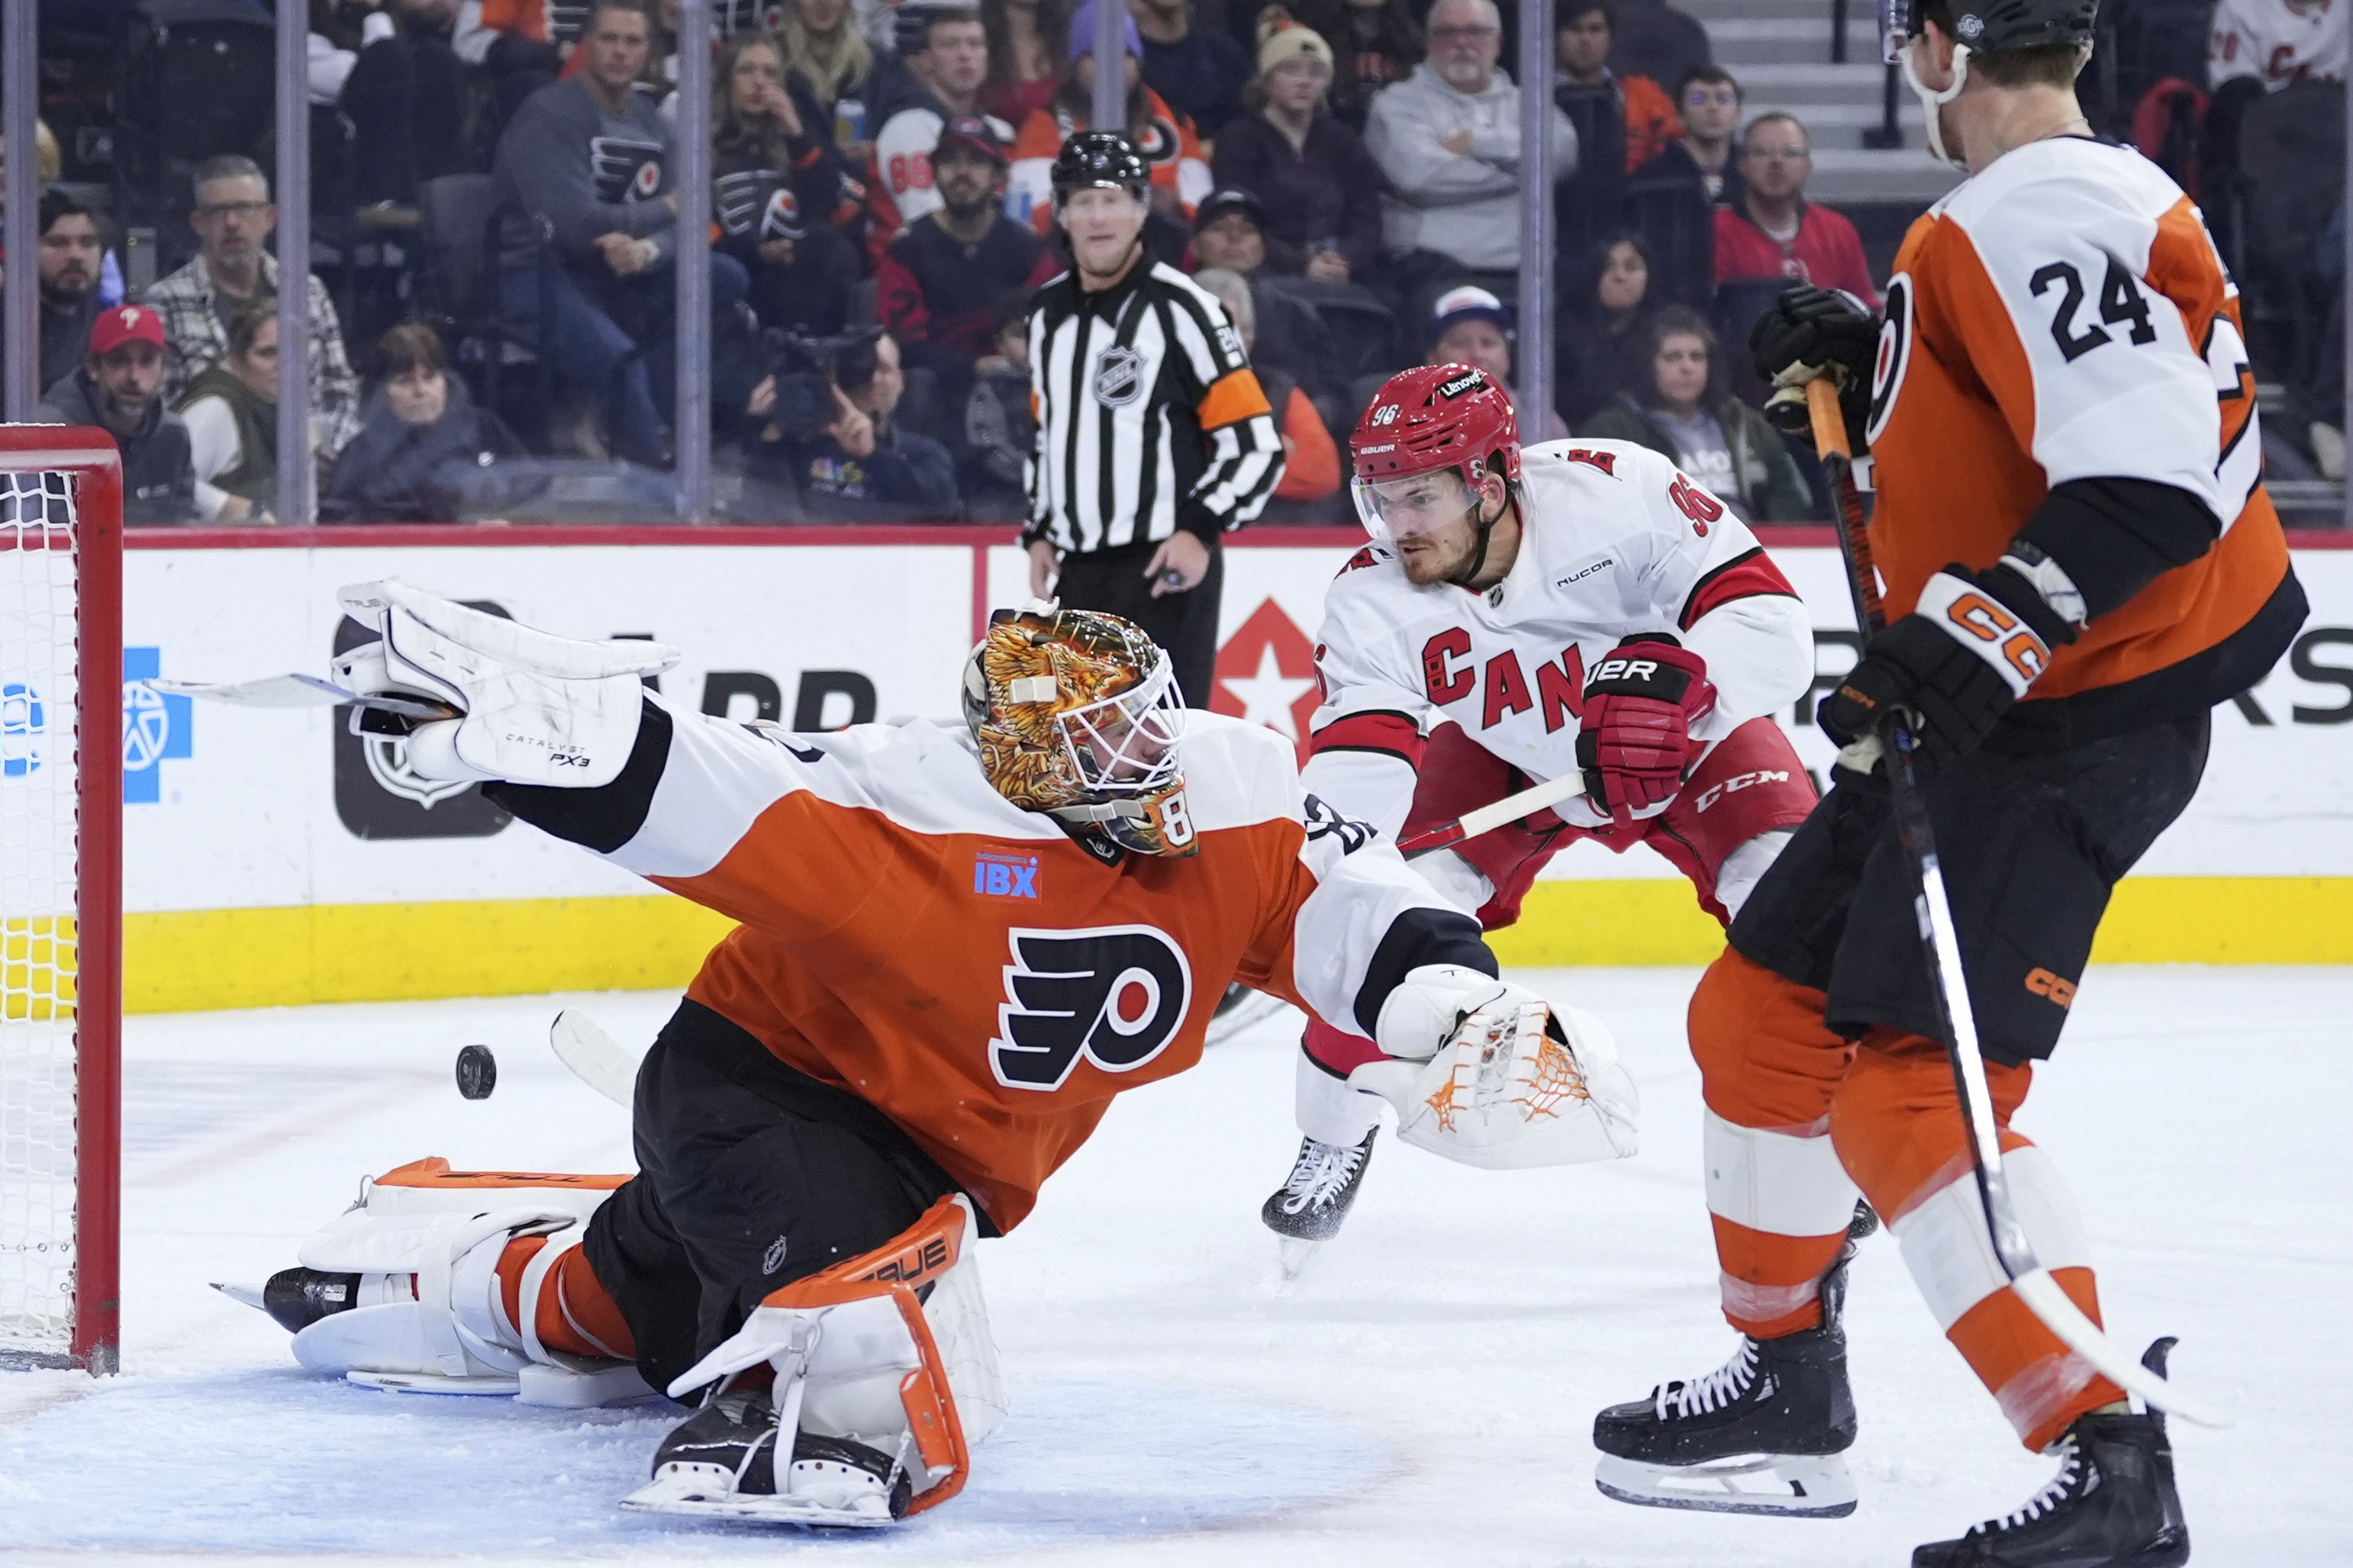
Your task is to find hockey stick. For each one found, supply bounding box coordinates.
[1394,771,1589,860]
[551,1009,640,1109]
[1805,378,2229,1428]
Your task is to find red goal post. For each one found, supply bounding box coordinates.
[0,427,122,1374]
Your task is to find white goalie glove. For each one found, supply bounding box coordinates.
[334,580,679,788]
[1348,965,1640,1170]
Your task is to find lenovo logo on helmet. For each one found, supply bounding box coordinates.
[1436,370,1486,399]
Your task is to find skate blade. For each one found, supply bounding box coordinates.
[347,1369,522,1396]
[1275,1236,1322,1283]
[1594,1450,1857,1518]
[211,1280,267,1313]
[619,1472,898,1528]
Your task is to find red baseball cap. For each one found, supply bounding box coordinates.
[936,115,1007,166]
[90,304,167,358]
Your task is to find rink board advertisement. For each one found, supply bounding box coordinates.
[84,530,2353,1011]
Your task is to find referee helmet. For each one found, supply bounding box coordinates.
[1050,131,1150,211]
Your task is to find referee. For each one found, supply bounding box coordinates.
[1022,132,1284,706]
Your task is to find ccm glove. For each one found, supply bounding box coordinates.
[1578,634,1717,824]
[1816,561,2079,770]
[1750,285,1878,447]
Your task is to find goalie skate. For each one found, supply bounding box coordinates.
[1261,1129,1377,1280]
[620,1388,913,1528]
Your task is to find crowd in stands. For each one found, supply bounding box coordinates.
[0,0,2343,521]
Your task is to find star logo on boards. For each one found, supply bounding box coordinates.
[1210,599,1319,761]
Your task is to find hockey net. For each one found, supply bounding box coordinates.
[0,431,122,1373]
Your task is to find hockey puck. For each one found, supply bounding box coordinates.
[455,1044,498,1100]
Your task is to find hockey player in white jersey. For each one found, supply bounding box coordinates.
[1259,363,1820,1256]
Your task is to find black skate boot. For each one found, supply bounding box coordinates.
[623,1386,914,1525]
[1591,1206,1870,1518]
[1261,1129,1377,1277]
[1913,1339,2190,1568]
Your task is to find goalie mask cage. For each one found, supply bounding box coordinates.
[0,429,123,1374]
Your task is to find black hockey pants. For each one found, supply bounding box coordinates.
[579,998,979,1399]
[1049,538,1225,709]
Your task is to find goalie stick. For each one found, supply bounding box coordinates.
[1803,378,2229,1430]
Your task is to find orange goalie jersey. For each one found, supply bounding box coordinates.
[1865,136,2300,713]
[491,696,1491,1230]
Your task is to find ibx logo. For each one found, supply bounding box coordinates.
[973,850,1040,899]
[123,647,193,804]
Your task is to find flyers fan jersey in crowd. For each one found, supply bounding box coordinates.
[491,694,1489,1231]
[1866,135,2303,730]
[1305,439,1815,840]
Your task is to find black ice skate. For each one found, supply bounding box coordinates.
[621,1386,914,1527]
[1591,1212,1869,1518]
[1913,1339,2190,1568]
[1261,1129,1377,1278]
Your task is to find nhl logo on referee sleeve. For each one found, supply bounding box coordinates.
[1094,346,1147,407]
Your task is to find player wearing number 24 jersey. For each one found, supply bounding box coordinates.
[1594,1,2306,1560]
[1254,364,1820,1262]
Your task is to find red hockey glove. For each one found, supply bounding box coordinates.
[1577,635,1717,826]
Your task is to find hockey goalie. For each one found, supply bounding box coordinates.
[209,583,1639,1527]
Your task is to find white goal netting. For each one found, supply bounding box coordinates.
[0,469,86,1368]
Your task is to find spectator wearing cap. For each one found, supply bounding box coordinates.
[978,0,1070,129]
[1713,111,1874,301]
[1617,63,1740,311]
[1190,188,1346,400]
[1005,2,1213,230]
[867,5,1014,254]
[1210,21,1386,282]
[1423,285,1567,439]
[1552,0,1679,269]
[34,191,106,394]
[1193,266,1342,516]
[1258,0,1420,132]
[1365,0,1578,291]
[1133,0,1252,140]
[878,116,1047,399]
[33,304,198,526]
[142,153,363,461]
[714,28,869,334]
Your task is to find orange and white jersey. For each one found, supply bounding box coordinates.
[501,696,1488,1231]
[1003,94,1214,233]
[1302,439,1814,838]
[2210,0,2347,91]
[1866,136,2294,702]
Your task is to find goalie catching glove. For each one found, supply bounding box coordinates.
[1346,966,1639,1170]
[334,580,679,787]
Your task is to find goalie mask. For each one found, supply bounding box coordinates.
[962,606,1197,858]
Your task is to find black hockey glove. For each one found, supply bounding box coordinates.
[1750,285,1878,449]
[1817,562,2078,771]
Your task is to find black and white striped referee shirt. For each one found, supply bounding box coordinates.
[1021,259,1284,553]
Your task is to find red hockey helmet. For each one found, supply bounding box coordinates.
[1348,364,1521,549]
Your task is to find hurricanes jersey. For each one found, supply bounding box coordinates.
[1304,439,1816,837]
[1865,136,2297,706]
[491,697,1487,1230]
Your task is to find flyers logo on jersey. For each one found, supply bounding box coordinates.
[989,926,1194,1091]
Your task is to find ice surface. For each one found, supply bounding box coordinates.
[2,968,2348,1566]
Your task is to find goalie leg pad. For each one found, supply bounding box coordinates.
[1351,977,1640,1170]
[627,1195,1000,1525]
[259,1157,649,1403]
